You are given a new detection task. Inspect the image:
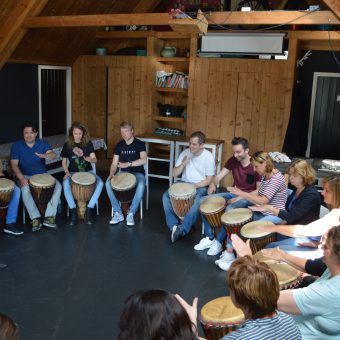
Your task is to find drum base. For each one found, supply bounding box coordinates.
[121,202,131,217]
[0,207,6,231]
[77,202,87,219]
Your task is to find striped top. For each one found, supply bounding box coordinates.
[221,311,302,340]
[258,171,287,215]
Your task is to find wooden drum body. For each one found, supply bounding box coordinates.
[254,252,303,290]
[200,196,226,228]
[71,172,96,219]
[168,182,196,220]
[221,208,253,238]
[200,296,244,340]
[110,172,137,216]
[0,178,15,228]
[240,221,277,254]
[29,174,56,216]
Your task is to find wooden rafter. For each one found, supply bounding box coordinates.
[0,0,48,69]
[22,11,340,28]
[323,0,340,19]
[132,0,163,13]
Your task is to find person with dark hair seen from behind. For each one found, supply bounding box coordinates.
[118,289,198,340]
[106,121,147,227]
[0,163,22,236]
[194,137,261,271]
[162,131,215,243]
[61,122,103,225]
[0,313,19,340]
[10,123,62,231]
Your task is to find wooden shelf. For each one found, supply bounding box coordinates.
[155,87,188,93]
[155,57,189,63]
[154,115,185,123]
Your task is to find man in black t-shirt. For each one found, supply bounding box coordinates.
[105,121,147,226]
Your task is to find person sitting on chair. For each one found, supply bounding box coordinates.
[0,162,22,236]
[61,122,103,225]
[106,121,147,227]
[162,131,215,243]
[10,123,62,231]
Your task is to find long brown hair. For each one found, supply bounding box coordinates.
[66,122,90,148]
[323,174,340,209]
[0,313,19,340]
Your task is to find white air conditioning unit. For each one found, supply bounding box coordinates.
[198,33,286,56]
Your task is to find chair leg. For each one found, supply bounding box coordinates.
[96,201,99,215]
[140,199,143,219]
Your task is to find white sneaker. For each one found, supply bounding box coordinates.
[110,211,124,225]
[126,212,135,226]
[207,240,223,256]
[218,254,236,272]
[215,251,235,265]
[194,237,214,251]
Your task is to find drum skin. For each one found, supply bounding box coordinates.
[168,182,196,220]
[200,296,244,340]
[240,221,277,254]
[221,208,253,237]
[200,196,226,228]
[110,172,137,204]
[29,174,56,216]
[71,172,96,219]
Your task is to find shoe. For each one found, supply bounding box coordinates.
[126,212,135,227]
[215,251,235,265]
[68,208,77,226]
[31,218,42,232]
[84,207,95,225]
[218,257,236,271]
[110,211,124,225]
[43,216,57,228]
[171,225,183,243]
[207,240,223,256]
[3,224,23,236]
[194,237,214,251]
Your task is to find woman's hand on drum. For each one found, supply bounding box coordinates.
[249,204,265,212]
[261,247,285,262]
[174,294,198,331]
[297,241,319,248]
[227,186,244,197]
[227,196,242,205]
[231,234,252,257]
[83,156,92,163]
[257,223,276,233]
[19,177,29,187]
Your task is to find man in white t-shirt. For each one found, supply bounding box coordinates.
[162,131,215,243]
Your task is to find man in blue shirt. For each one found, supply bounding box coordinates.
[10,123,62,231]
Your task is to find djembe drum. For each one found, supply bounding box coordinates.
[0,178,15,229]
[29,174,56,216]
[240,221,277,254]
[168,182,196,220]
[110,172,137,216]
[221,208,253,238]
[71,172,96,219]
[200,196,226,235]
[200,296,245,340]
[254,251,303,290]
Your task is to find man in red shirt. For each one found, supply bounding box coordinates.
[194,137,261,271]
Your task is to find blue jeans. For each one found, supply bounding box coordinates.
[106,172,145,215]
[202,192,254,245]
[6,185,20,224]
[252,212,283,224]
[265,236,322,259]
[63,171,103,209]
[163,186,207,235]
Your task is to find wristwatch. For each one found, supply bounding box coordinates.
[129,161,133,167]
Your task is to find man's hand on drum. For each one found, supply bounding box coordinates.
[19,177,29,187]
[261,247,285,262]
[249,204,265,212]
[227,196,242,205]
[231,234,252,257]
[227,186,244,197]
[35,152,51,160]
[117,162,129,169]
[174,294,198,332]
[208,182,216,195]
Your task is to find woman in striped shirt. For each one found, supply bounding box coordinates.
[228,151,287,224]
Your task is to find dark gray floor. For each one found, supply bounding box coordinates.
[0,176,228,340]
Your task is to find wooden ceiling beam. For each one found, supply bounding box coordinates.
[0,0,48,69]
[23,11,340,28]
[132,0,163,13]
[287,30,340,40]
[323,0,340,19]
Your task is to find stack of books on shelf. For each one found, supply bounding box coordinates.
[155,70,189,89]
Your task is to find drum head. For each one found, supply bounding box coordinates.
[0,178,15,191]
[29,173,56,187]
[110,172,136,191]
[269,263,300,286]
[72,172,96,185]
[240,221,274,239]
[221,208,252,225]
[200,296,244,323]
[168,182,196,199]
[200,196,226,214]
